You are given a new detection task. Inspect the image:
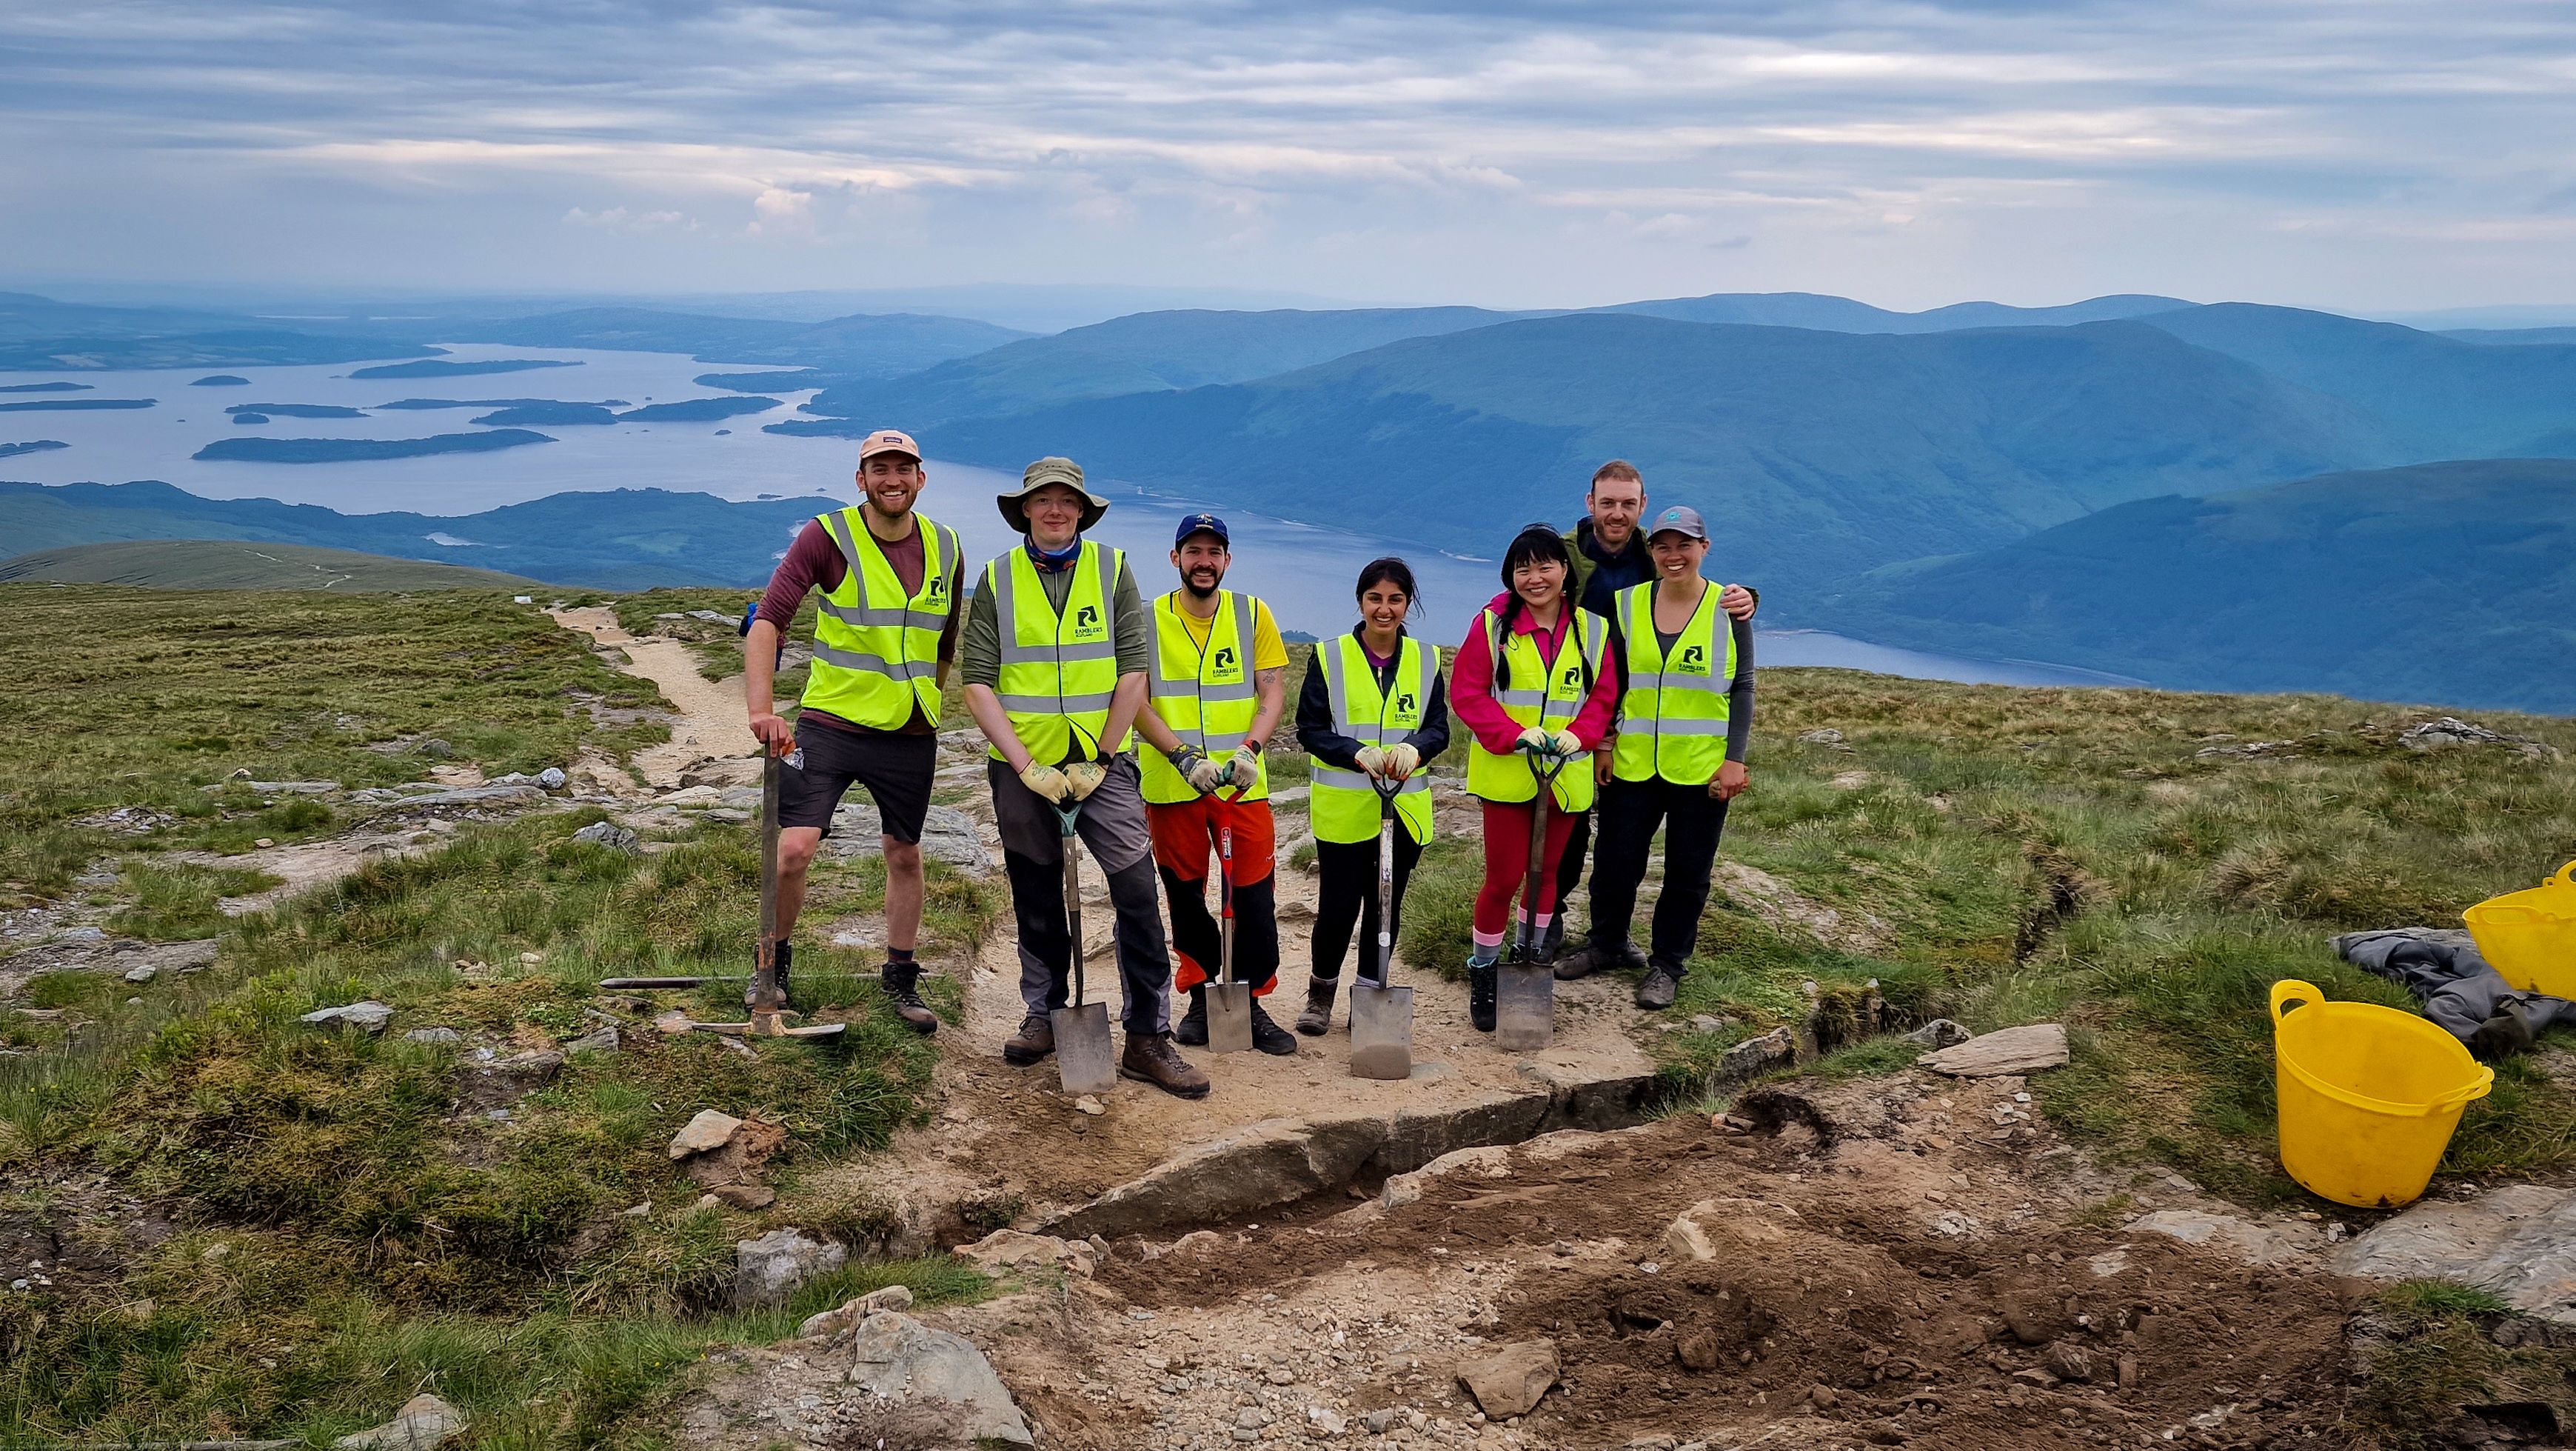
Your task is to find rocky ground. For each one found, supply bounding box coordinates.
[674,1067,2576,1451]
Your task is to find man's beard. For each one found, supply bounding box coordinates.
[1182,571,1223,600]
[867,491,915,518]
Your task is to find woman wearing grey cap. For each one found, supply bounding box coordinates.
[1562,503,1755,1010]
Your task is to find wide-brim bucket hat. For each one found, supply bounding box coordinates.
[998,456,1109,533]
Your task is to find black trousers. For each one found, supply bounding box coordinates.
[1554,808,1590,933]
[1162,867,1279,995]
[1311,832,1426,987]
[1002,853,1174,1036]
[1585,775,1732,973]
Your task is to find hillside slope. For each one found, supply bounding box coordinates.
[0,480,830,590]
[0,539,541,590]
[1605,290,2192,332]
[795,304,1535,427]
[1811,458,2576,712]
[923,313,2400,578]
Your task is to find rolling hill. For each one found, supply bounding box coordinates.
[1604,291,2193,333]
[449,306,1028,376]
[1809,458,2576,713]
[920,313,2403,579]
[0,480,834,590]
[0,539,543,590]
[2137,304,2576,457]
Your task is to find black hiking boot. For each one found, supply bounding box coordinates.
[1634,964,1682,1011]
[1536,916,1565,964]
[1002,1013,1054,1066]
[881,960,938,1035]
[1120,1032,1212,1099]
[1174,987,1210,1047]
[747,939,794,1010]
[1294,975,1337,1036]
[1248,1000,1297,1056]
[1556,937,1644,981]
[1468,956,1498,1033]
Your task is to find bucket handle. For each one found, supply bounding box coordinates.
[2550,858,2576,892]
[2269,979,2317,1025]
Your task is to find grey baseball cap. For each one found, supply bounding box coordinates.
[1647,504,1708,542]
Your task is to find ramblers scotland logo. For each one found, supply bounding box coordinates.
[1214,646,1237,673]
[1076,604,1100,630]
[1679,644,1704,670]
[1396,692,1416,713]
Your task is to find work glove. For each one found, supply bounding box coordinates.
[1226,744,1262,789]
[1064,761,1108,801]
[1384,743,1420,780]
[1019,763,1071,804]
[1354,745,1388,777]
[1185,753,1228,795]
[1515,726,1552,755]
[1544,728,1585,760]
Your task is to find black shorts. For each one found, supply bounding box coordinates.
[779,724,937,844]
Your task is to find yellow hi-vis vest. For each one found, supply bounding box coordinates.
[1309,632,1438,845]
[799,507,960,730]
[1139,590,1271,804]
[983,541,1125,765]
[1465,607,1605,813]
[1610,579,1736,786]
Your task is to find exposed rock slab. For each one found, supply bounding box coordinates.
[1918,1023,2069,1076]
[333,1392,467,1450]
[735,1228,846,1308]
[2127,1208,2323,1270]
[2333,1184,2576,1322]
[844,1310,1034,1447]
[1456,1338,1559,1418]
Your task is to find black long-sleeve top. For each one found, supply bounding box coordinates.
[1294,628,1453,770]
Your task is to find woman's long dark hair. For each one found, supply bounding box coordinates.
[1491,524,1586,696]
[1355,556,1418,608]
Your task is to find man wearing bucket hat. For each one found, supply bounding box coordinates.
[745,427,959,1033]
[1573,503,1756,1010]
[1131,512,1297,1055]
[958,457,1210,1098]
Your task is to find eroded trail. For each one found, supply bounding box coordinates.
[550,605,755,787]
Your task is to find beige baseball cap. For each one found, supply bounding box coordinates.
[857,428,920,463]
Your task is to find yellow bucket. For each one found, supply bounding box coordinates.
[2269,979,2492,1209]
[2463,860,2576,996]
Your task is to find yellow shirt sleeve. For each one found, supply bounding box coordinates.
[1251,599,1289,673]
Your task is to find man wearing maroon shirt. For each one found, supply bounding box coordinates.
[745,428,963,1033]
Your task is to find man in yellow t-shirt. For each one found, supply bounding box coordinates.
[1134,513,1296,1054]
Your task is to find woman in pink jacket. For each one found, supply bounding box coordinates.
[1449,524,1621,1031]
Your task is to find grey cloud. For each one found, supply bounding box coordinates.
[1,1,2572,309]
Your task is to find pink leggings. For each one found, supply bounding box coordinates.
[1473,798,1578,947]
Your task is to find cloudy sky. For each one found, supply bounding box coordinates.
[4,1,2572,313]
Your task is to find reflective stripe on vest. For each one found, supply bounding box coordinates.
[984,541,1124,764]
[1309,631,1438,844]
[1610,579,1736,785]
[1139,590,1271,804]
[1465,607,1604,813]
[797,508,958,730]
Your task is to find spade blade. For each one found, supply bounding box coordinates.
[1493,961,1555,1052]
[1051,1002,1117,1096]
[1204,981,1256,1054]
[1347,982,1415,1080]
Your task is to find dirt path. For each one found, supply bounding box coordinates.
[550,606,754,787]
[836,780,1662,1238]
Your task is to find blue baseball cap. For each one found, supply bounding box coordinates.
[1174,513,1230,547]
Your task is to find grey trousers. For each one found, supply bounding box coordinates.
[990,756,1174,1036]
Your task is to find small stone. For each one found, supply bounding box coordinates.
[1797,727,1844,744]
[710,1184,776,1210]
[570,821,640,853]
[123,965,158,984]
[1074,1095,1105,1115]
[2043,1341,2093,1383]
[1456,1339,1558,1419]
[622,1202,651,1217]
[253,838,275,848]
[2115,1356,2141,1390]
[1810,1384,1838,1410]
[404,1027,464,1045]
[1308,1407,1345,1435]
[537,767,567,790]
[669,1109,745,1159]
[415,738,455,758]
[732,1228,847,1308]
[332,1392,467,1450]
[301,1001,394,1035]
[519,951,545,965]
[1266,1367,1296,1384]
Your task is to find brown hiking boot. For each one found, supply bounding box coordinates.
[880,961,938,1035]
[1002,1013,1054,1066]
[1120,1032,1211,1099]
[1294,975,1336,1036]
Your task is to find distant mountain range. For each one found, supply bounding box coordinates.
[1809,458,2576,713]
[10,282,2576,710]
[0,480,830,589]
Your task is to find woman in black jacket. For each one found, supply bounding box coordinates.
[1292,558,1452,1035]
